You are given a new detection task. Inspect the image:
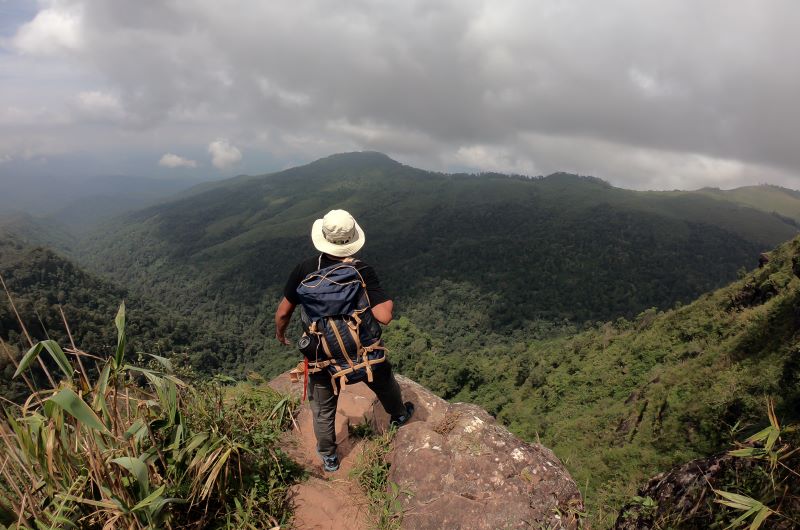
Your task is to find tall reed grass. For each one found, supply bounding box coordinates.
[0,301,300,529]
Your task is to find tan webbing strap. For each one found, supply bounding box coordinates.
[329,317,356,369]
[308,360,332,371]
[319,333,335,360]
[290,359,333,382]
[365,342,387,381]
[327,355,387,395]
[346,321,374,382]
[364,354,374,382]
[364,342,386,380]
[289,362,303,383]
[328,355,387,379]
[362,342,386,354]
[308,323,333,360]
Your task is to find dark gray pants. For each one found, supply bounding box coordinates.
[309,362,406,457]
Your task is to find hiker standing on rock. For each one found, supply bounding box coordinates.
[275,209,414,472]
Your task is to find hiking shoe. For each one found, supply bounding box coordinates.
[317,451,340,472]
[390,402,415,428]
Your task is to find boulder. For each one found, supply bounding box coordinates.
[385,376,583,530]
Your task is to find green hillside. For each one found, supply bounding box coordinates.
[0,235,261,401]
[384,235,800,525]
[693,184,800,224]
[0,212,77,253]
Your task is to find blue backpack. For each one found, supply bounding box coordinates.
[295,258,386,394]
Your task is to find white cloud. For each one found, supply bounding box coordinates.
[446,144,538,176]
[159,153,198,168]
[75,90,125,120]
[208,139,242,170]
[13,7,83,55]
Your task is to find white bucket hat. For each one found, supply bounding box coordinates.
[311,209,366,257]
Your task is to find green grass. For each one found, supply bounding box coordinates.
[0,303,301,529]
[349,427,407,530]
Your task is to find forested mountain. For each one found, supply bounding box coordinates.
[82,153,796,319]
[384,234,800,525]
[0,212,77,253]
[60,151,799,524]
[0,235,251,401]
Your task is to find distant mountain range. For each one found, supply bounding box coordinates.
[77,151,797,323]
[0,173,209,231]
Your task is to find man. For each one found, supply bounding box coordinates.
[275,209,414,472]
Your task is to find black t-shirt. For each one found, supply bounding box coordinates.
[283,254,390,307]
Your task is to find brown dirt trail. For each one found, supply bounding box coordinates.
[270,374,387,530]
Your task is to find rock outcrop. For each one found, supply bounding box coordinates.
[385,377,583,529]
[614,453,737,529]
[271,372,583,529]
[614,452,799,530]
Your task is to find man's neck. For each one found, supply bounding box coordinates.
[322,253,354,262]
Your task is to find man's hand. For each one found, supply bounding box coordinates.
[274,297,296,346]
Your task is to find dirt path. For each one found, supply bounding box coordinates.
[271,374,382,530]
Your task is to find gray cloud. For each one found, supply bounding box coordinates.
[1,0,799,188]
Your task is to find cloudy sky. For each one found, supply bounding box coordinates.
[1,0,799,189]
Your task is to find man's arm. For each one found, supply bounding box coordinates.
[371,299,394,325]
[275,297,296,345]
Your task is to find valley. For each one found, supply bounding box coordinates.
[2,152,799,527]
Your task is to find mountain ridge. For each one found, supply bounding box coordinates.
[78,152,796,309]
